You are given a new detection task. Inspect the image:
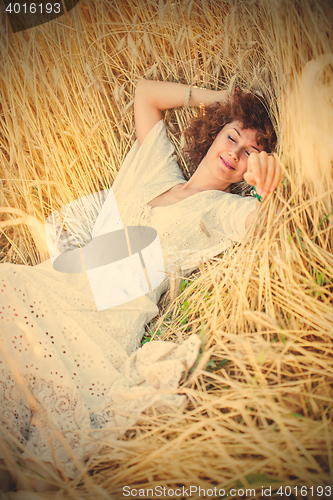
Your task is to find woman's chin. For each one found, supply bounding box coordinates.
[215,167,241,185]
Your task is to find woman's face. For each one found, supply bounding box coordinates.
[204,120,265,185]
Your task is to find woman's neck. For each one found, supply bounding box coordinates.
[180,159,231,193]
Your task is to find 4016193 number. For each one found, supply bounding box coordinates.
[277,485,332,497]
[5,3,61,14]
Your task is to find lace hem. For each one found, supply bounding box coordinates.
[0,335,200,478]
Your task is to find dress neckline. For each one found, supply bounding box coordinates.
[147,182,223,211]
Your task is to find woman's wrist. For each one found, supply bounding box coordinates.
[188,86,227,107]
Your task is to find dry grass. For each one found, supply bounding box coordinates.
[0,0,333,498]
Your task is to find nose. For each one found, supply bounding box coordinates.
[228,147,240,162]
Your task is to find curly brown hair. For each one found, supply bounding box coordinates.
[182,86,277,195]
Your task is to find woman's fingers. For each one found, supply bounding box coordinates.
[245,152,261,185]
[261,154,276,196]
[245,152,282,198]
[248,152,268,195]
[257,152,269,195]
[243,170,254,185]
[269,154,282,192]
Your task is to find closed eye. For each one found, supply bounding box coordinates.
[228,135,236,143]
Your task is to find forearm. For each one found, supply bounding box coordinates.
[135,79,227,112]
[134,79,227,146]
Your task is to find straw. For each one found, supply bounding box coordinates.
[0,0,332,497]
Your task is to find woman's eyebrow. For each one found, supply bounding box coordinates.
[233,128,260,152]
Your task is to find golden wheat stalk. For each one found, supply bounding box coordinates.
[0,0,332,497]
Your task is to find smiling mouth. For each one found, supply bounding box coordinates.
[220,157,235,170]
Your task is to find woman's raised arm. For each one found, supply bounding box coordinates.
[134,79,227,146]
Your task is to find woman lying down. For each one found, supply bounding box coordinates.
[0,78,280,491]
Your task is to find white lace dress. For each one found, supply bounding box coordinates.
[0,120,256,477]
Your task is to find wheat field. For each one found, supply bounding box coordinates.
[0,0,333,498]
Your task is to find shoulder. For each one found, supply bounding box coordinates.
[137,119,176,161]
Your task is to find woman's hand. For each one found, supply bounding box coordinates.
[243,151,282,198]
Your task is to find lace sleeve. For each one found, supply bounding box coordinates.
[215,193,257,242]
